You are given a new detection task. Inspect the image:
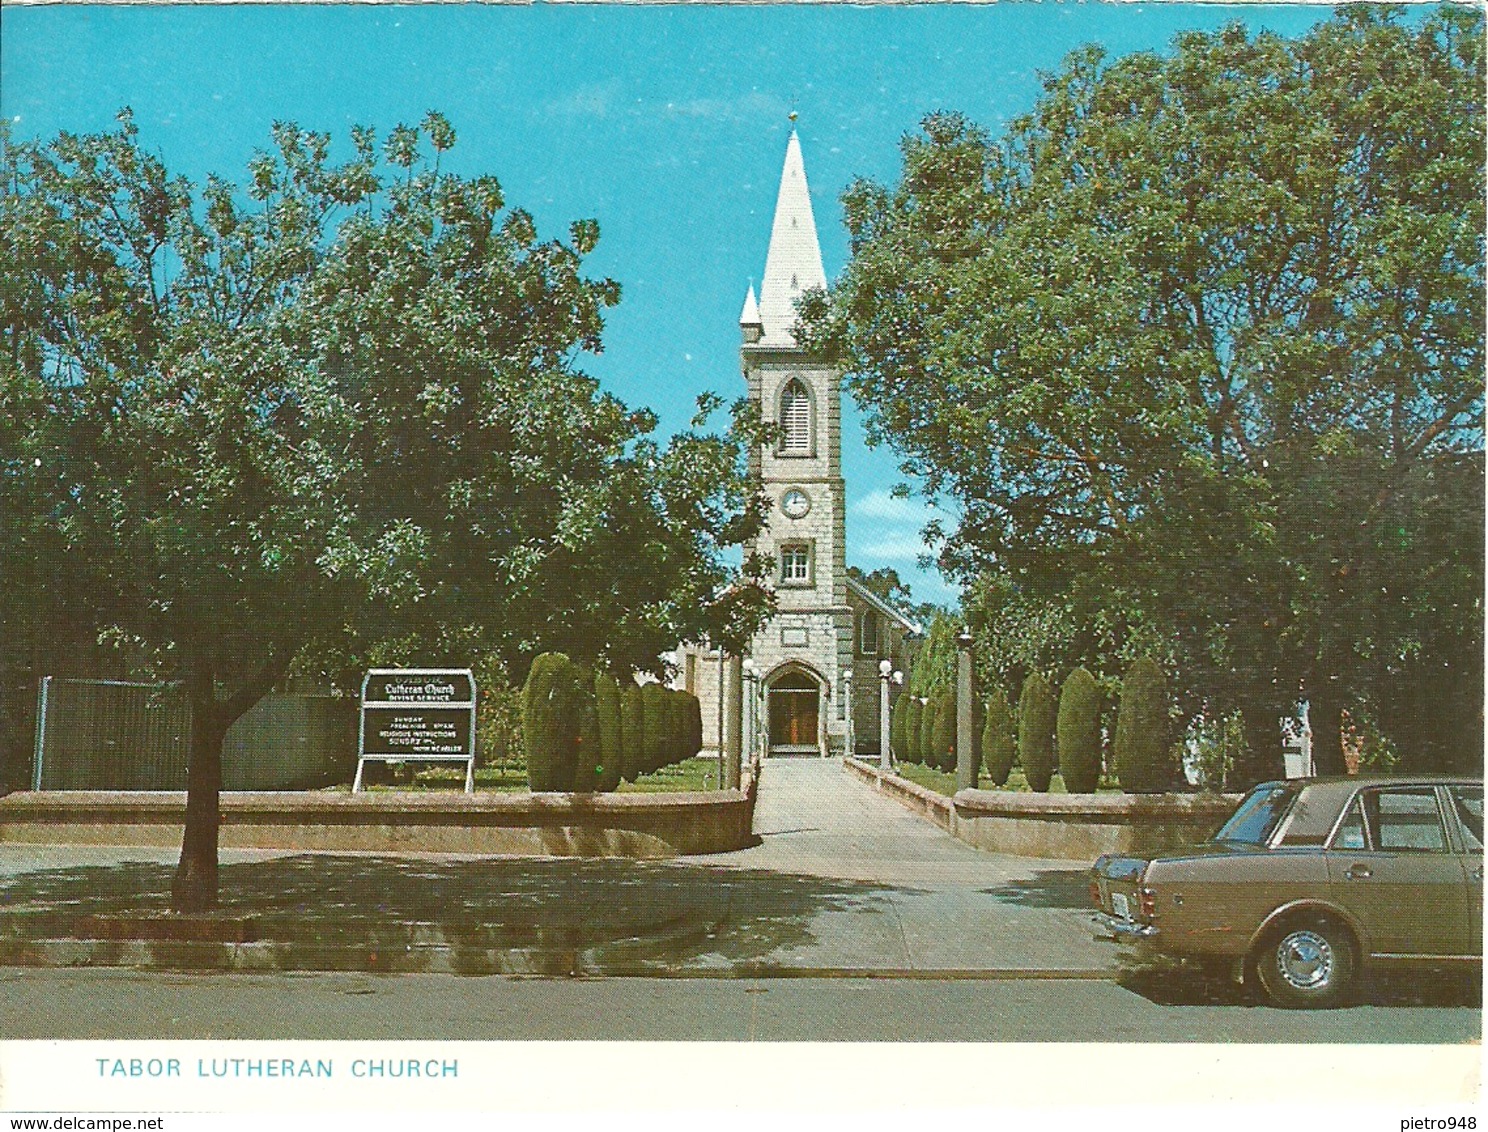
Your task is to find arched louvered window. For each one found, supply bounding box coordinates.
[779,380,812,454]
[859,610,879,656]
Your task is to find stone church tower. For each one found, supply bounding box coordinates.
[737,128,853,755]
[678,130,921,761]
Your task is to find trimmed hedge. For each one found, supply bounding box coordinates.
[522,652,584,791]
[1018,672,1057,793]
[594,670,624,793]
[1115,657,1173,793]
[572,688,601,793]
[620,683,645,783]
[982,686,1015,786]
[931,693,956,772]
[1057,667,1103,794]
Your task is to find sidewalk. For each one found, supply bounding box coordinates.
[0,760,1115,977]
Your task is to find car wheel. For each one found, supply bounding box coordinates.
[1253,918,1356,1008]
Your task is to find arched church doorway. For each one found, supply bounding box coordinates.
[766,667,822,757]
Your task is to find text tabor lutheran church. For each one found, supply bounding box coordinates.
[678,130,922,759]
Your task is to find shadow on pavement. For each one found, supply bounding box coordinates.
[0,854,903,973]
[979,868,1092,909]
[1117,954,1483,1010]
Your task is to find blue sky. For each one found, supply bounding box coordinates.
[2,3,1337,606]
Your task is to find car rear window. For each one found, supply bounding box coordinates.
[1449,787,1482,852]
[1212,783,1299,846]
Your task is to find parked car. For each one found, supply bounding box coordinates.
[1091,775,1483,1007]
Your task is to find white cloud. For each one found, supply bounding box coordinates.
[850,488,926,523]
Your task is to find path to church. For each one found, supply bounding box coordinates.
[694,757,1111,975]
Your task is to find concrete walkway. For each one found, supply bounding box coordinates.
[0,760,1114,977]
[698,757,1112,974]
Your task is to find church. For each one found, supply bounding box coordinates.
[677,130,922,759]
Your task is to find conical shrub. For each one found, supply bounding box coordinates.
[931,693,957,772]
[890,691,909,763]
[640,682,669,774]
[1018,672,1057,792]
[919,697,937,769]
[903,697,923,764]
[982,687,1015,786]
[593,670,624,793]
[571,682,601,793]
[620,683,645,783]
[1057,667,1103,794]
[1115,657,1173,793]
[523,652,584,791]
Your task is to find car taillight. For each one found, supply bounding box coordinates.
[1139,887,1157,919]
[1089,881,1102,908]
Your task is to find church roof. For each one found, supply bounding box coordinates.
[754,130,828,348]
[846,576,925,637]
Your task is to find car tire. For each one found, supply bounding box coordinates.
[1253,917,1356,1009]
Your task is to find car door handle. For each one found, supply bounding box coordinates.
[1345,863,1373,880]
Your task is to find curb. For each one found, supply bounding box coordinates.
[0,938,1116,981]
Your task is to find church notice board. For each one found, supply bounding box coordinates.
[354,668,477,793]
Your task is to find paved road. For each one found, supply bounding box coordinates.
[1,966,1477,1042]
[0,760,1481,1044]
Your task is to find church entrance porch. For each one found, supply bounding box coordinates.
[766,669,823,757]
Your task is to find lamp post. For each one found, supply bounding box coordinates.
[842,669,854,761]
[742,659,758,778]
[878,660,893,771]
[955,628,976,792]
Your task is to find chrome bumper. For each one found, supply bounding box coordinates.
[1092,912,1159,941]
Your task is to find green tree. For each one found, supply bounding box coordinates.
[908,613,959,700]
[1115,658,1174,793]
[803,9,1485,786]
[981,687,1016,787]
[930,693,956,773]
[1018,673,1057,792]
[1057,667,1103,794]
[1,112,772,910]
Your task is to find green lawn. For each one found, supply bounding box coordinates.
[330,756,725,794]
[890,762,1121,797]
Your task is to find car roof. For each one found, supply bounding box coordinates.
[1261,775,1482,789]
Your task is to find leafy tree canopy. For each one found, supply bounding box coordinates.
[803,8,1484,778]
[1,110,772,906]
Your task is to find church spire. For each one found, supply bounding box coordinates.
[739,283,762,343]
[756,130,827,347]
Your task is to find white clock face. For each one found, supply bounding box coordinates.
[781,489,811,519]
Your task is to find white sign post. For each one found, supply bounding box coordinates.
[354,668,477,793]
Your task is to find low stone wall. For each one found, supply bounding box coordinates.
[844,757,1239,860]
[0,769,759,859]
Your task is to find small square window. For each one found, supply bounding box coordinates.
[780,544,811,584]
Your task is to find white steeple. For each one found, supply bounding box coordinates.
[739,283,762,342]
[756,130,827,347]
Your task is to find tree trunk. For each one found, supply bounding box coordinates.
[171,657,228,913]
[1309,679,1346,777]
